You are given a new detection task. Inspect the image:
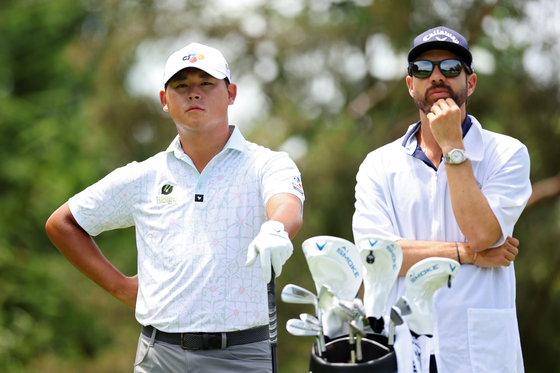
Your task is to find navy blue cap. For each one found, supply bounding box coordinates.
[408,26,473,69]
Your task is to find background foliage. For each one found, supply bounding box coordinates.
[1,0,560,372]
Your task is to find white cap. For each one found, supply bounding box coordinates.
[163,42,231,86]
[302,236,363,301]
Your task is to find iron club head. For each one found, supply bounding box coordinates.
[281,284,317,306]
[286,319,321,337]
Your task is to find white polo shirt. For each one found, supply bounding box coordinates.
[69,126,305,333]
[353,115,531,373]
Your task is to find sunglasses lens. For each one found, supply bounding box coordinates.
[440,60,463,77]
[412,61,433,78]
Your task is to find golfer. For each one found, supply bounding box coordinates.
[46,42,304,373]
[353,26,531,372]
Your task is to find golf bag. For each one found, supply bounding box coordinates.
[286,235,461,373]
[309,334,397,373]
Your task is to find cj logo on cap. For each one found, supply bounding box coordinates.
[182,50,205,63]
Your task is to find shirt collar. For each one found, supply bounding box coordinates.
[401,115,480,170]
[463,115,484,162]
[165,125,246,159]
[401,115,474,155]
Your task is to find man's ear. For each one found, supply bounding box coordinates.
[227,83,237,105]
[159,90,169,112]
[406,75,414,98]
[467,73,477,97]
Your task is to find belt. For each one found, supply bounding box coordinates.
[141,325,269,350]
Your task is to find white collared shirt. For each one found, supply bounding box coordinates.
[353,115,531,372]
[69,126,304,333]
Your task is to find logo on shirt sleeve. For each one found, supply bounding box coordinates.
[292,176,304,195]
[156,184,178,205]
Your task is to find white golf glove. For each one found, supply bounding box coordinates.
[246,221,293,283]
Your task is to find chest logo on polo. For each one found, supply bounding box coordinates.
[161,184,174,195]
[157,184,178,205]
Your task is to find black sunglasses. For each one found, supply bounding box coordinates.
[408,59,472,78]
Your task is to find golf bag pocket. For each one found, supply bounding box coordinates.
[467,308,520,373]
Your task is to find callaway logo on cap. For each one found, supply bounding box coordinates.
[408,26,474,70]
[163,42,231,85]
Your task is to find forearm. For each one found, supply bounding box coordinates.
[45,203,137,308]
[266,193,303,239]
[397,240,473,275]
[446,160,502,251]
[397,237,518,275]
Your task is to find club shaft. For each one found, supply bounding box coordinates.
[349,328,355,363]
[268,268,278,373]
[388,321,395,346]
[356,334,362,362]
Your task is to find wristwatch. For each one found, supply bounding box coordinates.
[443,149,467,164]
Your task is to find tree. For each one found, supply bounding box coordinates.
[2,0,559,371]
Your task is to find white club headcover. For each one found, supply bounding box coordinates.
[403,257,461,336]
[357,236,403,319]
[302,236,363,301]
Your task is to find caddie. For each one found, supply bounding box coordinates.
[353,26,531,372]
[46,42,304,373]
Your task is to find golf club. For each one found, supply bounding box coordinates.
[300,313,326,355]
[394,296,412,317]
[267,268,278,373]
[388,306,404,346]
[404,257,461,336]
[357,236,403,330]
[352,298,366,362]
[333,298,358,363]
[281,284,320,321]
[317,285,336,313]
[286,318,322,338]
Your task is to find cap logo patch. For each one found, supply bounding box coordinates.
[182,49,205,63]
[423,29,460,44]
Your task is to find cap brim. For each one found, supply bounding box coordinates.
[408,41,472,65]
[164,66,228,86]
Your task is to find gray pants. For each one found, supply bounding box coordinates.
[133,330,272,373]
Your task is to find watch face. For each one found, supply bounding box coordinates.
[451,151,463,163]
[447,149,466,164]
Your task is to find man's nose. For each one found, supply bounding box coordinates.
[188,91,201,100]
[431,65,445,81]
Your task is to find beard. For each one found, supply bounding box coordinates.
[413,81,468,114]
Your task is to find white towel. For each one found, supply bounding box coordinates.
[394,317,422,373]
